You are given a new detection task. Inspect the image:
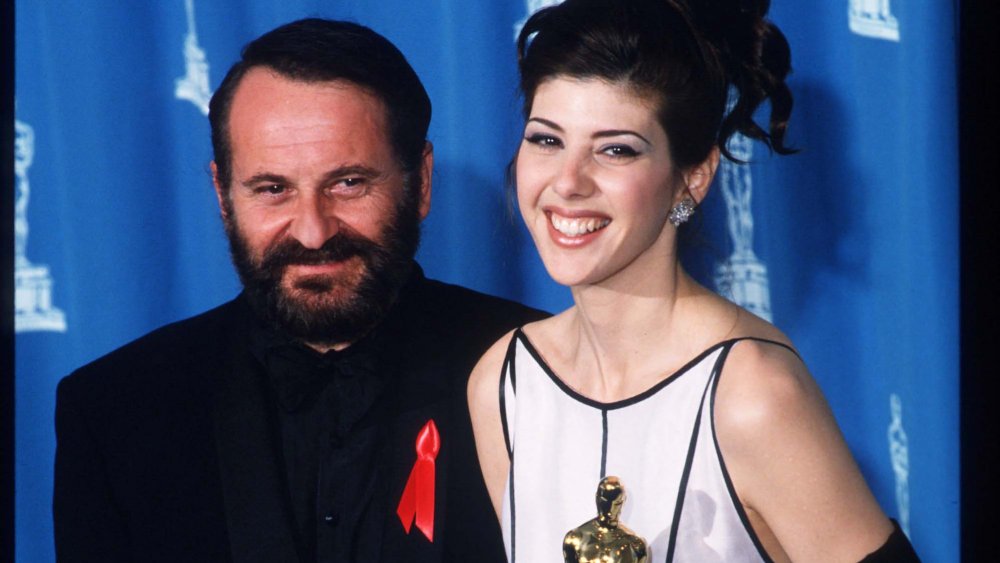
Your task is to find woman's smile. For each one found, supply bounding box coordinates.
[516,77,678,287]
[546,209,611,246]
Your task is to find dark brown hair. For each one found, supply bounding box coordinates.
[209,18,431,193]
[517,0,795,168]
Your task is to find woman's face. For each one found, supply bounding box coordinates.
[516,77,682,288]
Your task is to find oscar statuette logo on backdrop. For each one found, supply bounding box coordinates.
[714,131,773,322]
[849,0,900,42]
[175,0,213,115]
[888,394,911,537]
[14,116,67,334]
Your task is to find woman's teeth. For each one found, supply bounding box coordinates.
[550,214,610,236]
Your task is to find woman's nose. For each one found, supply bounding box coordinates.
[551,151,596,199]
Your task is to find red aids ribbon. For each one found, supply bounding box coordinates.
[397,419,440,541]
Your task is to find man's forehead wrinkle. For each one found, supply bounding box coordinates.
[247,114,383,144]
[256,129,343,150]
[231,116,389,161]
[230,124,394,180]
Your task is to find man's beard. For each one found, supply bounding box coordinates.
[223,184,421,347]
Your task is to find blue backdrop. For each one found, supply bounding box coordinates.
[15,1,958,561]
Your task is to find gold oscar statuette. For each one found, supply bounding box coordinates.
[563,476,649,563]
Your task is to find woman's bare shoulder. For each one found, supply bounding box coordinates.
[469,308,574,399]
[724,299,795,349]
[468,327,520,401]
[712,330,893,561]
[713,336,814,438]
[684,285,793,351]
[467,327,522,519]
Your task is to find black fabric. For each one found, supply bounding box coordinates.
[250,319,388,561]
[53,265,546,562]
[213,339,299,563]
[859,520,920,562]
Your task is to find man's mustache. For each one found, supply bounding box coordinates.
[258,232,382,272]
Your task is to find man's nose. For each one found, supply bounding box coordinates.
[288,193,339,249]
[551,151,597,199]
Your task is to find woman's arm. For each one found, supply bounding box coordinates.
[715,340,896,562]
[467,329,517,520]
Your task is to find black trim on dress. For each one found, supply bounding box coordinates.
[502,331,523,562]
[515,331,741,410]
[500,332,521,460]
[600,409,609,479]
[508,448,517,563]
[664,358,717,563]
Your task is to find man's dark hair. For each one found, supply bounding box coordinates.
[209,18,432,192]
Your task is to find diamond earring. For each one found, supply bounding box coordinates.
[668,197,696,226]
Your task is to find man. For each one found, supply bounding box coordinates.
[53,19,543,562]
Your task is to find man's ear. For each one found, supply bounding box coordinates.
[417,142,433,220]
[210,161,229,219]
[679,146,720,206]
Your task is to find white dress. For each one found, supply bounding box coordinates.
[500,330,788,562]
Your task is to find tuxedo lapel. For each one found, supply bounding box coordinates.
[375,279,512,562]
[213,339,301,563]
[377,322,454,561]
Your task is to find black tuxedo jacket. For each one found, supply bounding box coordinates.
[54,271,544,562]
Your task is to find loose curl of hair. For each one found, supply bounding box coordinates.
[517,0,795,169]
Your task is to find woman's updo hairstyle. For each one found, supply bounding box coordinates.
[516,0,795,168]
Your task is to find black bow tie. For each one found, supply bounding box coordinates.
[263,342,383,413]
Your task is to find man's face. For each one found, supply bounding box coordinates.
[213,68,432,349]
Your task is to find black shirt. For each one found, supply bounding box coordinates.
[250,305,405,561]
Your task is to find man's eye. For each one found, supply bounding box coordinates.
[257,184,285,195]
[330,177,368,198]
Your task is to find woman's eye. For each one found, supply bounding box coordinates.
[602,145,639,158]
[525,133,562,148]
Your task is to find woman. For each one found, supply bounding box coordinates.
[469,0,917,560]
